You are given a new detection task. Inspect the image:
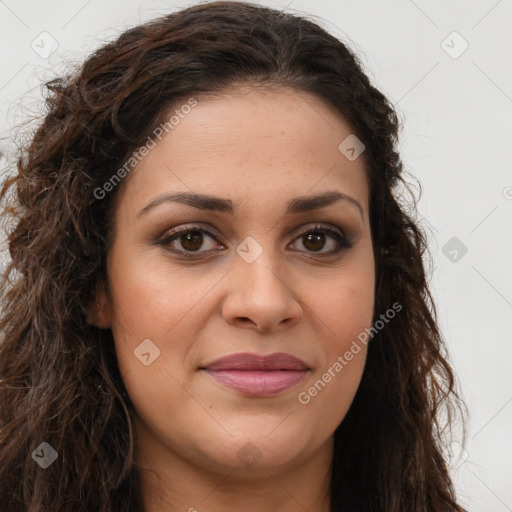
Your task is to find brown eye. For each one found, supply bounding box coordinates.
[178,230,205,251]
[289,225,352,256]
[301,232,327,252]
[156,223,352,259]
[157,225,223,256]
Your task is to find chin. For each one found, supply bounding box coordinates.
[195,428,313,472]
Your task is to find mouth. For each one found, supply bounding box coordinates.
[200,352,310,397]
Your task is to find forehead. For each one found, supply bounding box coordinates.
[117,86,369,215]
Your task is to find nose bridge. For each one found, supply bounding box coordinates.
[222,234,302,331]
[234,234,288,296]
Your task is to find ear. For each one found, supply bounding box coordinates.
[86,282,112,329]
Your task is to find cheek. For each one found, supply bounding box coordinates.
[304,275,373,385]
[105,249,204,384]
[107,244,214,340]
[306,252,375,349]
[295,280,373,433]
[298,250,374,413]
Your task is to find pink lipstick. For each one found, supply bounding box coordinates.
[202,352,309,396]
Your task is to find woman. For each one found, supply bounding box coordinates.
[0,1,467,510]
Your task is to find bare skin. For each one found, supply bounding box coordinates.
[88,86,375,512]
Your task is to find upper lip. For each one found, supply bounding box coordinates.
[202,352,309,371]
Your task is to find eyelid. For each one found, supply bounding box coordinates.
[290,223,345,239]
[157,222,222,241]
[156,222,352,257]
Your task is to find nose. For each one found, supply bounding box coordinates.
[221,247,303,333]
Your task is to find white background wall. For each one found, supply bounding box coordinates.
[1,1,511,510]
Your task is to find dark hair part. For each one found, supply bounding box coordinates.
[0,1,467,510]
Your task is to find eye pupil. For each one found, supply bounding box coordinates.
[303,233,325,252]
[180,230,203,251]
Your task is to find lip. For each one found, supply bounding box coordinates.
[201,352,310,396]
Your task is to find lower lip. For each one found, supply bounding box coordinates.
[204,369,308,396]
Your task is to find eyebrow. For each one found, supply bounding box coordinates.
[138,190,364,219]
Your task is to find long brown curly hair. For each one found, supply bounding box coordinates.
[0,1,467,510]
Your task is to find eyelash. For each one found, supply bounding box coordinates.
[156,223,353,259]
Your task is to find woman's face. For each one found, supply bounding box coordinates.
[92,86,375,477]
